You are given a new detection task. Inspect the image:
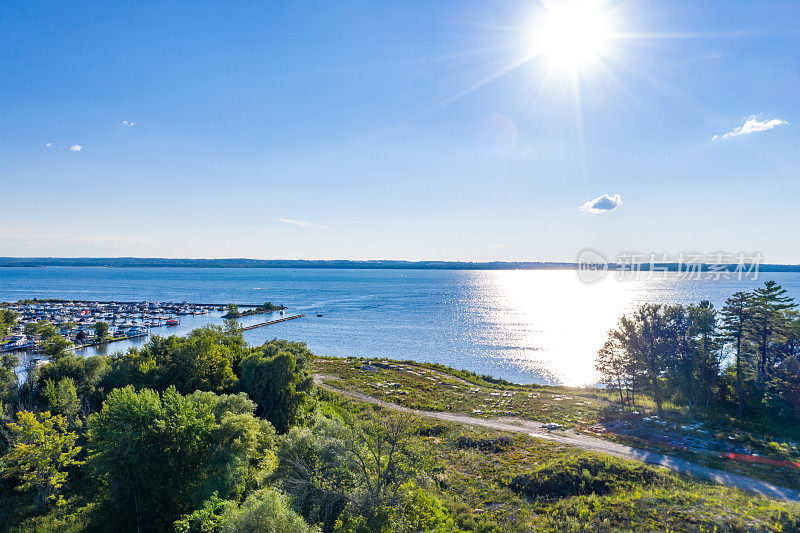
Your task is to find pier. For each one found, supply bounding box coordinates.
[241,314,306,331]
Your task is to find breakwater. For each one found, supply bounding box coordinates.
[241,314,306,331]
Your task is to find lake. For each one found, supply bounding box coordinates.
[2,267,799,386]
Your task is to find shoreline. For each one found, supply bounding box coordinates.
[2,258,798,271]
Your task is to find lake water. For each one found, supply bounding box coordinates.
[3,267,800,386]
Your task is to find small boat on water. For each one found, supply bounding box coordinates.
[316,314,323,317]
[166,319,179,326]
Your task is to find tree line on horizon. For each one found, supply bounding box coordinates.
[596,280,800,422]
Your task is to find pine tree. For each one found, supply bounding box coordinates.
[721,291,753,417]
[748,281,797,388]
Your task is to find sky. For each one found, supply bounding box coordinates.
[1,1,799,263]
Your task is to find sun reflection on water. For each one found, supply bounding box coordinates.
[466,270,782,386]
[466,270,630,385]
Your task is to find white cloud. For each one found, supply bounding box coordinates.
[277,218,325,229]
[713,116,788,141]
[0,227,158,253]
[45,142,53,148]
[122,120,136,126]
[580,194,623,214]
[69,144,82,151]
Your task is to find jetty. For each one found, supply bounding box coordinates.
[241,314,306,331]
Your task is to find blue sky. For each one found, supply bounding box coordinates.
[1,1,799,262]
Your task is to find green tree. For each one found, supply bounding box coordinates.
[765,356,800,421]
[595,338,631,406]
[42,378,80,423]
[87,386,275,532]
[0,411,83,509]
[663,304,694,405]
[37,353,110,414]
[24,322,42,337]
[688,301,721,409]
[276,418,355,531]
[219,488,320,533]
[721,291,754,417]
[36,323,73,360]
[93,321,110,342]
[1,354,19,404]
[240,348,313,433]
[612,304,668,412]
[170,332,238,393]
[224,304,240,318]
[104,327,243,395]
[277,413,421,533]
[748,281,797,387]
[174,493,235,533]
[393,484,465,533]
[0,309,18,335]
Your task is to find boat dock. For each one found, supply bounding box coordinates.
[241,314,306,331]
[0,299,289,354]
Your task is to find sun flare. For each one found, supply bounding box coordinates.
[533,1,616,73]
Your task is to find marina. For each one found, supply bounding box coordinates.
[0,299,268,355]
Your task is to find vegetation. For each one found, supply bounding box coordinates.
[2,322,800,532]
[0,309,19,335]
[0,411,82,510]
[87,387,275,531]
[92,322,109,342]
[596,280,800,423]
[222,302,286,319]
[313,358,610,426]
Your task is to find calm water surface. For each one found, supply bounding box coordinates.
[3,267,799,386]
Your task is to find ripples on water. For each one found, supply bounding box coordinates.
[2,267,799,386]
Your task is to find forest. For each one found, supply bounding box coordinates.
[596,280,800,423]
[1,317,488,532]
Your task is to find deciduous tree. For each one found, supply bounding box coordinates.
[0,411,82,509]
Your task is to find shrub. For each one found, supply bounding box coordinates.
[508,455,660,500]
[455,435,512,452]
[219,488,320,533]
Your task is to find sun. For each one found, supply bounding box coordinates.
[532,1,616,74]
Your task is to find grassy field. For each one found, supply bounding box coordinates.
[313,357,614,427]
[323,391,800,532]
[312,356,800,494]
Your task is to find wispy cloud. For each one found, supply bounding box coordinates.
[122,120,136,126]
[580,194,623,214]
[713,116,788,141]
[277,218,325,229]
[69,144,82,151]
[45,142,53,148]
[0,227,159,253]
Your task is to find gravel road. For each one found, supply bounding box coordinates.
[314,374,800,502]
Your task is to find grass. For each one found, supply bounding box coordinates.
[323,391,800,532]
[313,357,612,427]
[312,356,800,495]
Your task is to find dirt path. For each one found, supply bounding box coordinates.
[314,374,800,502]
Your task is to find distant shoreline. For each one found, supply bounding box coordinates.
[1,257,800,272]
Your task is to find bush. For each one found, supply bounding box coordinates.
[455,435,511,453]
[508,455,660,500]
[219,488,320,533]
[174,493,234,533]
